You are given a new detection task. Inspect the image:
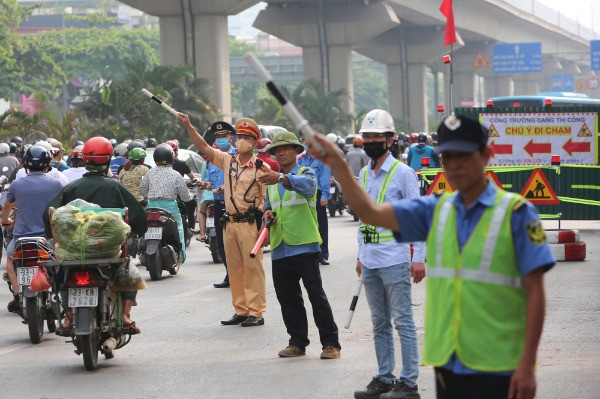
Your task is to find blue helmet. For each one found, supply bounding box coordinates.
[24,145,52,171]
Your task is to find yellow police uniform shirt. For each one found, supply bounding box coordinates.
[212,149,271,214]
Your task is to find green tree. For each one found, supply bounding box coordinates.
[354,67,388,115]
[229,38,261,57]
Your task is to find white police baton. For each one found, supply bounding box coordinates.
[141,88,179,117]
[344,278,363,329]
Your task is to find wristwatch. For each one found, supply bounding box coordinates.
[278,173,285,184]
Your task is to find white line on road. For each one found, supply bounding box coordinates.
[0,343,29,356]
[172,285,215,298]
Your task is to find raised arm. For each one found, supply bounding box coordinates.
[177,113,215,162]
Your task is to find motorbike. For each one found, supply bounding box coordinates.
[12,237,57,344]
[327,176,345,217]
[0,175,12,259]
[205,202,221,263]
[346,177,360,221]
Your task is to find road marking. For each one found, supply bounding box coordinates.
[172,285,215,298]
[0,343,29,356]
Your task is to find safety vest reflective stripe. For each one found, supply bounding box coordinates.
[360,160,401,233]
[429,192,522,288]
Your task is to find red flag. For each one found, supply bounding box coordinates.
[440,0,456,46]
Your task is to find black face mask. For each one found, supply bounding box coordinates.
[363,141,389,161]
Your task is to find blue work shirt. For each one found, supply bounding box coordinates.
[297,152,332,200]
[206,146,237,201]
[392,180,555,375]
[7,172,66,237]
[265,164,321,260]
[358,155,426,268]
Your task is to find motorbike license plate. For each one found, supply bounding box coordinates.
[68,287,98,308]
[329,187,335,194]
[206,218,215,228]
[145,227,163,240]
[17,267,37,286]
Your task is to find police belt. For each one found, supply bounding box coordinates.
[222,211,256,224]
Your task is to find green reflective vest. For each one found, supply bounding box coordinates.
[267,167,322,249]
[423,189,526,372]
[359,160,401,243]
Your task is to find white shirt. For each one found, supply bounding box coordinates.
[139,165,192,201]
[16,166,69,185]
[62,167,87,183]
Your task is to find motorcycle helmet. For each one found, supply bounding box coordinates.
[352,136,363,147]
[72,140,84,148]
[10,136,23,146]
[82,137,114,165]
[109,138,117,147]
[128,147,146,161]
[0,143,10,155]
[153,143,174,166]
[24,145,52,171]
[418,133,428,143]
[34,140,53,152]
[146,138,157,148]
[20,144,32,159]
[326,133,338,143]
[255,138,272,154]
[410,132,419,143]
[114,143,128,157]
[8,142,17,154]
[166,140,179,151]
[127,139,146,152]
[70,145,84,160]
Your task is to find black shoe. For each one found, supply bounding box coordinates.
[380,380,420,399]
[240,316,264,327]
[7,298,21,314]
[354,378,393,399]
[221,314,248,325]
[319,258,330,265]
[213,279,230,288]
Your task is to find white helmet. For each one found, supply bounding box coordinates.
[115,143,128,157]
[359,109,395,134]
[326,133,338,143]
[0,143,9,155]
[35,140,53,152]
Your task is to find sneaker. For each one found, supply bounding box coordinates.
[278,345,306,358]
[380,380,420,399]
[320,345,341,359]
[7,298,21,313]
[354,378,393,399]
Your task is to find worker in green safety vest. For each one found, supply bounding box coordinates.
[257,131,341,361]
[306,115,555,399]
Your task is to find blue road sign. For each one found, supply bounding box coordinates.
[493,42,542,74]
[552,74,574,91]
[591,40,600,71]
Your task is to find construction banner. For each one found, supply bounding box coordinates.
[480,112,597,165]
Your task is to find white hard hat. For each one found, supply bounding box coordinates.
[0,143,9,155]
[326,133,338,143]
[359,109,395,134]
[115,143,128,157]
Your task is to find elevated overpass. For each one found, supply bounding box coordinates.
[120,0,599,129]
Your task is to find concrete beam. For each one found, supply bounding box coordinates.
[119,0,258,16]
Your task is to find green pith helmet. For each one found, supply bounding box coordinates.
[268,131,304,155]
[128,147,146,160]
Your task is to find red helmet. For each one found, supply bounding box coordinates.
[166,140,179,151]
[410,132,419,143]
[70,145,84,159]
[82,137,113,165]
[255,138,272,153]
[352,136,363,147]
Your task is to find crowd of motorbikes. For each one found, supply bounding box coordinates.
[328,176,359,222]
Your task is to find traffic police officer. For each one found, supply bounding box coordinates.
[179,113,271,327]
[306,115,554,399]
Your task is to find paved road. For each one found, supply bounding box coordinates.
[0,215,598,399]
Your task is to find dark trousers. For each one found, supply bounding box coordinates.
[186,200,197,230]
[316,190,329,261]
[272,252,339,349]
[434,367,511,399]
[214,201,228,278]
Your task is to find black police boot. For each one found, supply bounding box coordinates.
[354,378,393,399]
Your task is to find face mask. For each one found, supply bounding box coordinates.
[215,138,230,150]
[236,139,253,154]
[363,141,388,161]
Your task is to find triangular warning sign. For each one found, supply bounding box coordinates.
[520,169,559,205]
[578,123,592,137]
[425,172,455,195]
[488,124,499,137]
[485,170,504,190]
[472,52,489,68]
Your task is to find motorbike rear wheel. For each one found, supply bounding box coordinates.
[328,201,336,218]
[26,296,44,344]
[209,238,221,263]
[148,251,162,281]
[80,319,99,371]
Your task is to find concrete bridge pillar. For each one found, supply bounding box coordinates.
[454,71,478,107]
[254,1,399,115]
[485,76,514,99]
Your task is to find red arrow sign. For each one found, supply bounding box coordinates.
[524,139,551,157]
[489,140,513,157]
[563,138,591,155]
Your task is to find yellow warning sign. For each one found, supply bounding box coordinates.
[485,171,504,190]
[488,123,499,137]
[426,172,454,195]
[472,52,489,68]
[578,123,592,137]
[520,169,559,205]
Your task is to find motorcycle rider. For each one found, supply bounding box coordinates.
[0,143,19,179]
[139,144,193,261]
[119,148,150,206]
[2,145,66,313]
[255,138,280,172]
[43,137,148,333]
[345,136,370,177]
[61,146,87,182]
[407,133,440,172]
[49,139,70,172]
[15,141,69,186]
[110,143,129,176]
[166,140,197,232]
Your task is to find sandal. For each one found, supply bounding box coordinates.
[124,320,141,334]
[195,235,207,242]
